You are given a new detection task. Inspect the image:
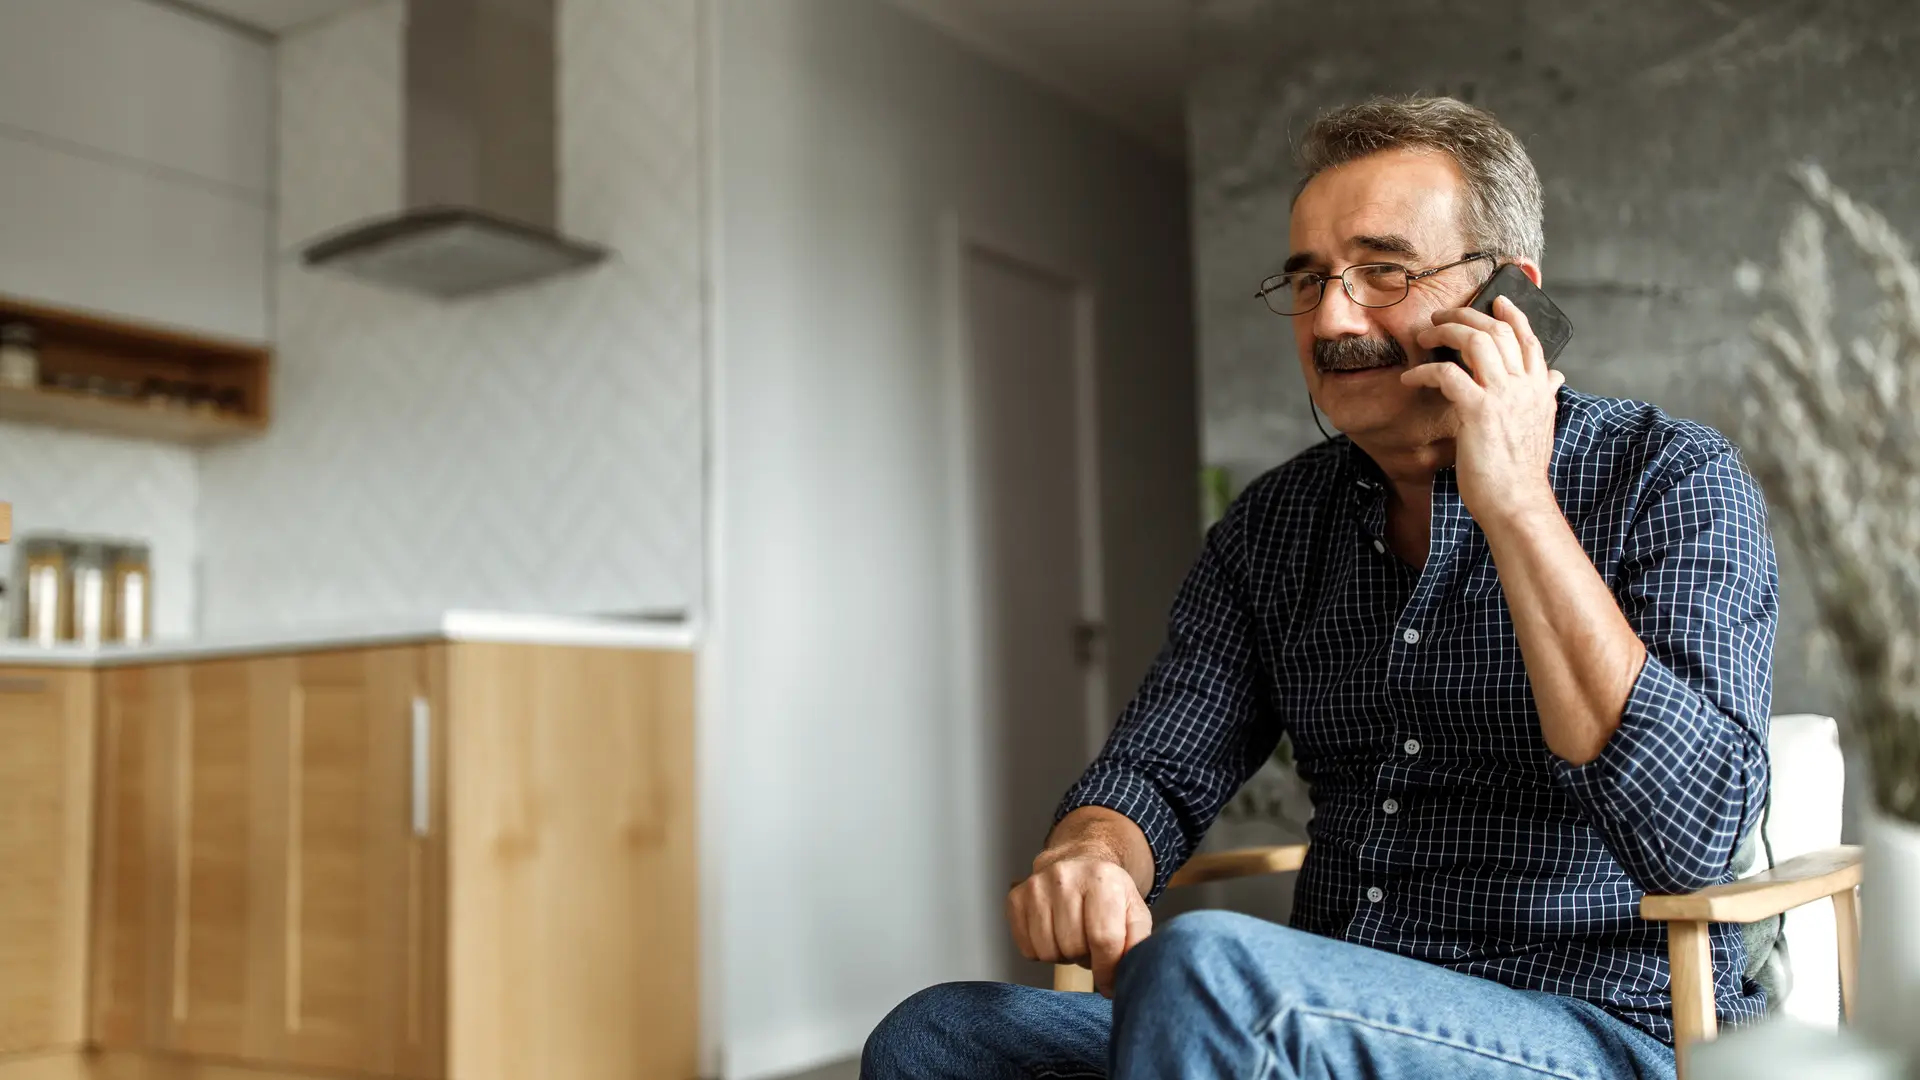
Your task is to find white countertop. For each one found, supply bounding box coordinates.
[0,610,698,667]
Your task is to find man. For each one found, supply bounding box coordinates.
[864,96,1777,1079]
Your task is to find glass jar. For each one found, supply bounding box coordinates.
[109,542,152,644]
[0,323,38,390]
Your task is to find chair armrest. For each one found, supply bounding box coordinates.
[1640,845,1862,924]
[1167,844,1308,888]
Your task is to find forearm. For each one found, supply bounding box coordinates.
[1044,806,1156,899]
[1487,452,1777,893]
[1480,494,1647,765]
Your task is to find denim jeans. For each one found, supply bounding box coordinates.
[862,911,1676,1079]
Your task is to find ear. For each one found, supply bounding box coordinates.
[1509,259,1543,288]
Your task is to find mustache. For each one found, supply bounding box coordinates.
[1314,335,1408,372]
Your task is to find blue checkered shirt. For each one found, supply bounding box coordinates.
[1057,389,1779,1045]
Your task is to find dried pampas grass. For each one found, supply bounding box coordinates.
[1741,163,1920,825]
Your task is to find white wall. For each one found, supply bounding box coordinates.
[0,0,273,636]
[194,0,706,632]
[706,3,1198,1076]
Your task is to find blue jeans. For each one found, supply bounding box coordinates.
[862,911,1676,1079]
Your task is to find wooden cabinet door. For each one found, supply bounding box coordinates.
[0,667,95,1055]
[253,647,446,1078]
[158,659,275,1060]
[91,665,177,1050]
[446,644,697,1080]
[91,649,447,1075]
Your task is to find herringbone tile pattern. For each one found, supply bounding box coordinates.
[196,0,705,633]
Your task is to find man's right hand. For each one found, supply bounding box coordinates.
[1005,808,1156,996]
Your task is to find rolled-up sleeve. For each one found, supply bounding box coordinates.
[1553,446,1779,895]
[1054,495,1281,902]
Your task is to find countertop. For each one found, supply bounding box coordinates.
[0,610,698,668]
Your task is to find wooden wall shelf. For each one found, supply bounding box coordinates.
[0,383,265,445]
[0,295,270,446]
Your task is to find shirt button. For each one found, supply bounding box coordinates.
[1382,798,1400,815]
[1404,738,1421,755]
[1366,886,1385,903]
[1372,539,1386,554]
[1402,628,1421,645]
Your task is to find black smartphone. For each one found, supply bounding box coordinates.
[1430,262,1573,369]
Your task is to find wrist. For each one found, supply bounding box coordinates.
[1041,806,1154,894]
[1479,481,1563,539]
[1035,833,1125,873]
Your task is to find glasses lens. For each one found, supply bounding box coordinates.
[1348,264,1410,308]
[1259,272,1323,315]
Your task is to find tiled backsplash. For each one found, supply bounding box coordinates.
[194,0,707,633]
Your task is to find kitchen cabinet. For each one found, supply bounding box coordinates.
[256,648,445,1079]
[88,662,168,1052]
[0,0,272,344]
[0,667,95,1056]
[444,643,697,1080]
[92,649,445,1077]
[81,638,695,1080]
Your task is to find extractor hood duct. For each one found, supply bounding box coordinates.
[299,0,607,299]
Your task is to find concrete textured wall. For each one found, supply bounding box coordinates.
[1190,0,1920,729]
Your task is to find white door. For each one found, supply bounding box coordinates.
[961,242,1105,987]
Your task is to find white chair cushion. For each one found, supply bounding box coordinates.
[1752,713,1845,1028]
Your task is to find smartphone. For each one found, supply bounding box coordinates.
[1430,262,1573,369]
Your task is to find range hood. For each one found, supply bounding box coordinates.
[299,0,607,299]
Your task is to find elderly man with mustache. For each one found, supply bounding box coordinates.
[864,96,1777,1080]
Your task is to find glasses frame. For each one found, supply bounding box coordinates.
[1255,252,1494,316]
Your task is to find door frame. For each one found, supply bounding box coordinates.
[938,209,1110,792]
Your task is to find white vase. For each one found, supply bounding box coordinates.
[1690,1020,1906,1080]
[1859,804,1920,1072]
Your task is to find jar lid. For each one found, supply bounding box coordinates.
[18,535,72,557]
[110,542,151,564]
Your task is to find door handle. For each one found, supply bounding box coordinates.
[411,696,432,837]
[1071,620,1106,668]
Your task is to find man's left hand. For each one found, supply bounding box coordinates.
[1404,295,1567,527]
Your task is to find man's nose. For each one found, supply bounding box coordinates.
[1308,279,1373,340]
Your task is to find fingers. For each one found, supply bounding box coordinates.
[1493,296,1545,375]
[1083,876,1132,994]
[1427,305,1520,375]
[1401,356,1483,404]
[1029,885,1061,962]
[1418,319,1512,385]
[1007,858,1150,989]
[1006,888,1036,961]
[1050,885,1089,966]
[1005,865,1078,965]
[1114,892,1153,997]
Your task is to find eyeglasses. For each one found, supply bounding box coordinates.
[1254,252,1493,316]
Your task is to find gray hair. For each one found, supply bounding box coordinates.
[1295,96,1545,265]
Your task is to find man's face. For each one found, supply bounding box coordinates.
[1286,147,1489,441]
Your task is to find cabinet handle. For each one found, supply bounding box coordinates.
[411,696,432,837]
[0,675,48,694]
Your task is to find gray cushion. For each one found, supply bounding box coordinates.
[1730,800,1792,1013]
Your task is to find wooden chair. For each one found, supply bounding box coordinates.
[1052,716,1863,1080]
